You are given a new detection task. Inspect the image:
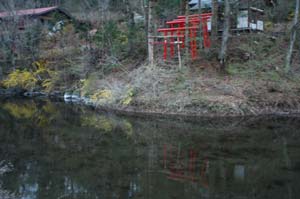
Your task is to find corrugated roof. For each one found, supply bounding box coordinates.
[0,6,58,18]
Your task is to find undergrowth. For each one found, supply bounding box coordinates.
[2,61,59,91]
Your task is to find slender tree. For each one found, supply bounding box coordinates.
[124,0,135,52]
[147,0,156,67]
[198,0,203,49]
[180,0,186,15]
[219,0,230,72]
[285,0,299,73]
[0,65,3,80]
[184,0,190,59]
[211,0,219,42]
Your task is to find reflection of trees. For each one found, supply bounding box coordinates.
[0,127,142,198]
[0,161,15,199]
[1,99,135,137]
[0,100,143,198]
[131,117,300,199]
[0,100,300,198]
[2,100,60,127]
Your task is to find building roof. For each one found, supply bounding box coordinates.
[0,6,70,19]
[189,0,223,10]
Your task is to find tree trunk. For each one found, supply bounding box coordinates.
[285,0,299,73]
[180,0,186,15]
[124,0,135,52]
[184,0,190,60]
[211,0,219,42]
[144,0,148,35]
[0,66,3,81]
[198,0,203,49]
[147,0,155,67]
[219,0,230,72]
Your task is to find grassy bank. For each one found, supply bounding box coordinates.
[1,30,300,117]
[75,62,300,117]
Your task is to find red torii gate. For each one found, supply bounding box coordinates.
[156,13,212,61]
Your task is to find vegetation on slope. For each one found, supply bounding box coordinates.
[0,0,300,116]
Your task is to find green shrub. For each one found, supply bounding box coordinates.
[93,21,128,57]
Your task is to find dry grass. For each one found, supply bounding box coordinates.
[80,57,300,115]
[76,31,300,116]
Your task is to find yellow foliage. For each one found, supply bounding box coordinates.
[2,69,37,90]
[91,89,113,105]
[3,102,37,119]
[264,21,273,31]
[121,87,135,106]
[37,102,59,127]
[2,101,60,127]
[122,120,133,137]
[33,60,47,69]
[33,61,49,76]
[99,116,114,132]
[34,61,58,92]
[81,115,114,133]
[122,96,132,105]
[42,78,57,92]
[2,61,58,92]
[119,34,128,45]
[63,24,75,34]
[42,102,57,114]
[42,79,53,92]
[80,73,99,96]
[288,12,295,21]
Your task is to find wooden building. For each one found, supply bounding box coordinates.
[189,0,265,31]
[0,6,72,30]
[235,0,265,31]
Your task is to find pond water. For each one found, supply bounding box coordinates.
[0,99,300,199]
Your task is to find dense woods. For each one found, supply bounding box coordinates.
[1,0,300,116]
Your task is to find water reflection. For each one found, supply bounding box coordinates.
[163,145,197,181]
[0,99,300,199]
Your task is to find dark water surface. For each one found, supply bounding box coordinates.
[0,99,300,199]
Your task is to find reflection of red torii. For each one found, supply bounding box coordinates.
[163,144,209,188]
[156,13,212,61]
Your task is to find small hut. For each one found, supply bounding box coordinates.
[189,0,265,31]
[0,6,72,30]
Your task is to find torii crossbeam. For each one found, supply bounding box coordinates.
[155,13,212,61]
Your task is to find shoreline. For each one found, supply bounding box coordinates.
[1,88,300,121]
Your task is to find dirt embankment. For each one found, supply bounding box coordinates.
[67,62,300,117]
[2,60,300,117]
